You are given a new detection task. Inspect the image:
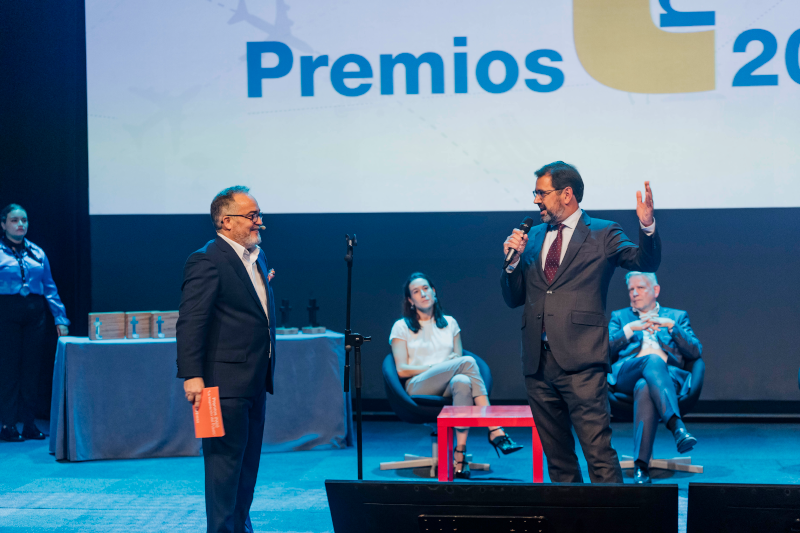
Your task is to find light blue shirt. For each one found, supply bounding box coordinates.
[0,238,70,325]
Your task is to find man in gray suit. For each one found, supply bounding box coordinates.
[608,271,702,484]
[501,161,659,483]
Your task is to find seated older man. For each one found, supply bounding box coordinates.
[608,271,703,484]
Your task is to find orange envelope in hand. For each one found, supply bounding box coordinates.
[193,387,225,438]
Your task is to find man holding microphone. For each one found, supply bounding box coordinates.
[177,186,276,533]
[501,161,659,484]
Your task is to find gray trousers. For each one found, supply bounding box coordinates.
[525,347,623,484]
[405,356,488,405]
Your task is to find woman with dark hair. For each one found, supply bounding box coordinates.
[0,204,70,442]
[390,272,522,478]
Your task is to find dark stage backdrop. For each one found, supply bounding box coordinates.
[1,0,91,418]
[91,208,800,402]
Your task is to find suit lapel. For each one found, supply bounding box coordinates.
[548,211,590,287]
[217,237,265,315]
[255,254,272,321]
[528,224,548,284]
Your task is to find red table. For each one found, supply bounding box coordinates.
[437,405,544,482]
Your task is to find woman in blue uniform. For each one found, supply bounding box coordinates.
[0,204,70,442]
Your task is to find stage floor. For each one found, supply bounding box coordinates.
[0,420,798,532]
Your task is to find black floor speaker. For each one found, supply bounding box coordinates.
[326,480,678,533]
[687,483,800,533]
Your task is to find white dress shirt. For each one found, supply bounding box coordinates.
[217,233,269,320]
[507,209,656,271]
[622,302,669,363]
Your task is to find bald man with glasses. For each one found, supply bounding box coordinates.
[177,185,276,533]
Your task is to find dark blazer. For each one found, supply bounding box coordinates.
[607,306,702,394]
[176,236,277,398]
[501,211,661,375]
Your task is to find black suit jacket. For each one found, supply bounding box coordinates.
[501,211,661,375]
[176,236,277,398]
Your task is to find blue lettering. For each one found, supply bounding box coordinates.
[380,53,444,95]
[524,50,564,93]
[330,54,373,97]
[454,37,467,94]
[475,51,518,94]
[247,41,293,98]
[301,55,329,97]
[659,0,714,28]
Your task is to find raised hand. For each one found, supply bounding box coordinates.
[636,181,655,226]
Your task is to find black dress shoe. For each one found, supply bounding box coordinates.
[633,465,652,484]
[21,425,45,440]
[454,446,471,479]
[488,427,524,456]
[673,427,697,454]
[0,426,25,442]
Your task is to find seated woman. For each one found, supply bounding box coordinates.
[390,272,522,478]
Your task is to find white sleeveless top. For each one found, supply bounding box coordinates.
[389,315,461,367]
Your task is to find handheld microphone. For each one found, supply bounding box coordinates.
[503,216,534,268]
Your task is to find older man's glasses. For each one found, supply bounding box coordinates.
[225,212,265,223]
[532,188,563,199]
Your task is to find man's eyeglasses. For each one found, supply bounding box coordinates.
[225,212,265,223]
[532,188,563,199]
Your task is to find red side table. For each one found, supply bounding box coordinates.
[437,405,544,482]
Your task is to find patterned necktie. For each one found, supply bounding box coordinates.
[544,224,565,284]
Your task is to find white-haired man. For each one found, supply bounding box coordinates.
[608,272,702,484]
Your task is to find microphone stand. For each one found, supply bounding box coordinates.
[343,234,371,480]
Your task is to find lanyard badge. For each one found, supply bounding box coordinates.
[13,248,30,297]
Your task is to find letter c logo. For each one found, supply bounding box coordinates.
[573,0,715,93]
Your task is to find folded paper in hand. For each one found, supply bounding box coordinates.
[193,387,225,438]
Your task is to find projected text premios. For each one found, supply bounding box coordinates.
[247,37,564,97]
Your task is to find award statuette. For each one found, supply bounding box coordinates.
[88,312,126,340]
[276,299,298,335]
[301,298,326,334]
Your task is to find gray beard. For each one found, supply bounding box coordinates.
[232,228,261,250]
[540,204,566,224]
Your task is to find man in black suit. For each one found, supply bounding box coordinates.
[608,271,702,484]
[177,185,277,533]
[501,161,659,483]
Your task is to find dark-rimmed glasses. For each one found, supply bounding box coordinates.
[532,188,563,199]
[225,212,264,223]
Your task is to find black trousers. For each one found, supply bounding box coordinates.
[525,346,623,483]
[203,389,267,533]
[0,294,46,427]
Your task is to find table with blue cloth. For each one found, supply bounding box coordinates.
[49,332,352,462]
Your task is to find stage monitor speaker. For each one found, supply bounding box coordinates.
[325,480,678,533]
[687,483,800,533]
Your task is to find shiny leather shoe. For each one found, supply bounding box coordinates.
[454,446,471,479]
[633,465,652,484]
[0,425,24,442]
[488,427,524,457]
[673,427,697,454]
[21,425,46,440]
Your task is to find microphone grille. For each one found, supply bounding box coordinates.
[520,217,535,233]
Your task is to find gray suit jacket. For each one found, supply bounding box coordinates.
[501,211,661,375]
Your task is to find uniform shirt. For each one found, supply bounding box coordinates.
[389,315,461,367]
[217,233,269,321]
[0,236,70,325]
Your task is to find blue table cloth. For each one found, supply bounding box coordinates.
[49,332,352,461]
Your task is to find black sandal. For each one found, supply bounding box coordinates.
[454,445,471,479]
[488,427,524,457]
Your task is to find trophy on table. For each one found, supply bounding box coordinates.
[276,299,298,335]
[302,298,326,334]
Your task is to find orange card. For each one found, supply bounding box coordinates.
[193,387,225,438]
